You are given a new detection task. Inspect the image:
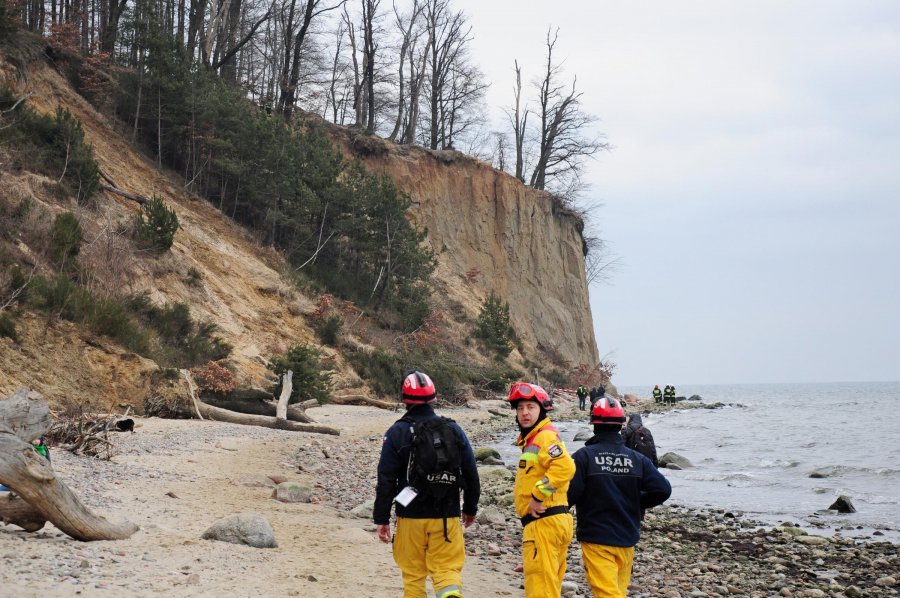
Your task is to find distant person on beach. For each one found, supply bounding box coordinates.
[577,385,588,410]
[652,385,662,404]
[569,398,672,598]
[509,382,576,598]
[663,385,675,405]
[622,413,658,467]
[374,370,481,598]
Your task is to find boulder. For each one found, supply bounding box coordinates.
[272,481,313,503]
[201,512,277,548]
[474,447,502,462]
[482,456,505,466]
[477,465,514,483]
[573,429,593,441]
[828,495,856,513]
[350,499,375,519]
[476,505,507,527]
[688,394,702,401]
[659,452,693,469]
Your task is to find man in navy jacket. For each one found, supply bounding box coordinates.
[568,398,671,598]
[374,371,480,598]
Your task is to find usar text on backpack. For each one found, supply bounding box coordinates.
[403,416,465,501]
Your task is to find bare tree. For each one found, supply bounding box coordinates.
[387,0,423,141]
[422,0,472,150]
[506,59,529,182]
[326,18,351,122]
[438,57,487,149]
[277,0,347,121]
[400,23,429,143]
[529,27,608,196]
[361,0,380,133]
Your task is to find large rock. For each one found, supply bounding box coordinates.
[477,465,514,483]
[476,505,507,527]
[828,495,856,513]
[474,447,501,462]
[201,512,277,548]
[271,481,313,503]
[350,499,375,519]
[573,429,593,441]
[659,452,693,469]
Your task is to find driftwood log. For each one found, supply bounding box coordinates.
[197,376,315,424]
[193,401,339,435]
[331,394,398,409]
[0,389,139,540]
[0,493,46,532]
[199,395,315,423]
[275,371,292,422]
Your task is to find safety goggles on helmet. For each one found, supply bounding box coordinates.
[508,382,553,411]
[401,370,436,404]
[590,397,626,424]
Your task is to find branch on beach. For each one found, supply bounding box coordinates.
[193,400,340,435]
[0,389,139,541]
[330,394,397,410]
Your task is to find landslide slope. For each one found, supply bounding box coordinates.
[0,40,598,410]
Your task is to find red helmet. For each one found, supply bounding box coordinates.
[401,370,436,404]
[590,397,625,424]
[508,382,553,412]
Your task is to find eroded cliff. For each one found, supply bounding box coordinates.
[0,44,599,410]
[332,133,599,367]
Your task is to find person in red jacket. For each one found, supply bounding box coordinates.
[568,398,672,598]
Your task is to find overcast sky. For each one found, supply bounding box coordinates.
[452,0,900,386]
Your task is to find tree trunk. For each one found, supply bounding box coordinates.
[193,401,340,435]
[0,492,47,532]
[275,371,292,421]
[199,395,314,423]
[0,389,139,541]
[330,394,397,409]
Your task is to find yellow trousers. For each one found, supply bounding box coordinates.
[581,542,635,598]
[392,517,465,598]
[522,513,574,598]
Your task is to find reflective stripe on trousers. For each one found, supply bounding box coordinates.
[580,542,634,598]
[522,512,573,598]
[392,517,465,598]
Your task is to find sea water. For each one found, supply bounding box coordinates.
[492,381,900,541]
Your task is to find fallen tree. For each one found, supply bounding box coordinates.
[0,389,139,540]
[200,390,315,423]
[330,394,398,410]
[181,372,340,435]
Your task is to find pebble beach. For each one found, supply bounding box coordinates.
[1,396,898,597]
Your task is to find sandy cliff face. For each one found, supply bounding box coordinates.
[334,137,599,367]
[0,46,599,410]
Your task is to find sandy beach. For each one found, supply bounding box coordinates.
[1,397,897,597]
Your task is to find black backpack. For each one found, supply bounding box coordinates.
[626,426,658,467]
[403,416,465,501]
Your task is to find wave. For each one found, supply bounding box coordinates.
[682,471,774,487]
[758,458,801,469]
[808,465,900,478]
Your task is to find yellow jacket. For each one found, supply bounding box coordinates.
[513,418,575,518]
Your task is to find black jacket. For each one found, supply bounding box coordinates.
[373,404,480,525]
[568,429,671,547]
[622,414,659,467]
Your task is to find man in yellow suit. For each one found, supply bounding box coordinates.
[509,382,576,598]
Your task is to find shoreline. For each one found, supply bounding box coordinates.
[1,398,897,596]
